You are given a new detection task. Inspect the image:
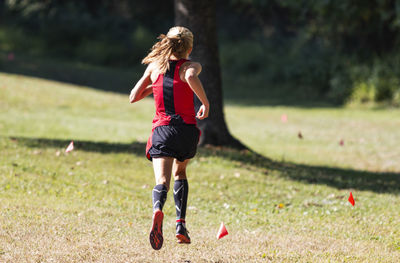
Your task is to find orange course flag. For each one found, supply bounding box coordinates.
[348,192,355,206]
[65,141,74,153]
[217,222,228,240]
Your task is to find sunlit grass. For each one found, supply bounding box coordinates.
[1,72,399,262]
[226,105,400,172]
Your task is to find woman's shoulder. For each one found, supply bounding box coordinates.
[181,60,202,73]
[182,60,201,66]
[146,62,163,75]
[147,62,159,72]
[178,60,202,81]
[146,62,162,83]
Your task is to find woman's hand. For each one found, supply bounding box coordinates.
[196,104,209,120]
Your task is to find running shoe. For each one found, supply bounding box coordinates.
[149,210,164,250]
[176,223,191,244]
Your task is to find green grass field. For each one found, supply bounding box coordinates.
[1,72,400,262]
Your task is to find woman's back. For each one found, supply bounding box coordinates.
[151,59,196,129]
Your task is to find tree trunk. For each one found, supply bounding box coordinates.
[0,0,5,24]
[174,0,245,149]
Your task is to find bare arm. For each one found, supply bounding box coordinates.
[184,62,210,119]
[129,66,153,103]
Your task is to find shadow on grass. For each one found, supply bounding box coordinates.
[10,136,146,155]
[11,136,400,194]
[0,53,141,94]
[197,146,400,194]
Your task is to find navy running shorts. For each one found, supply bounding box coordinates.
[146,125,200,162]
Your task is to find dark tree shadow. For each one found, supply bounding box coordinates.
[10,136,400,194]
[0,54,140,94]
[10,136,145,155]
[197,146,400,194]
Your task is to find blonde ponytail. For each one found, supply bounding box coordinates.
[142,26,193,74]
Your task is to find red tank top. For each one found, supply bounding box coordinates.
[151,59,197,130]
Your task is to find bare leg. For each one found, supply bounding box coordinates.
[153,157,174,191]
[173,159,190,181]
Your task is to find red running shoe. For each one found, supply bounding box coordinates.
[149,210,164,250]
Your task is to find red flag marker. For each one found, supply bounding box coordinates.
[217,222,228,240]
[65,141,74,153]
[339,139,344,146]
[281,114,288,123]
[348,192,355,206]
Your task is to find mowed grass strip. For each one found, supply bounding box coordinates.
[1,72,400,262]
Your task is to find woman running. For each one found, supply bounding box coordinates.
[129,26,209,250]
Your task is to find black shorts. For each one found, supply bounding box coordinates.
[146,125,200,162]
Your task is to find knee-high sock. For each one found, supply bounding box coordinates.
[152,184,168,212]
[173,179,189,222]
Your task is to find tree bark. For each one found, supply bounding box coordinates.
[174,0,245,149]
